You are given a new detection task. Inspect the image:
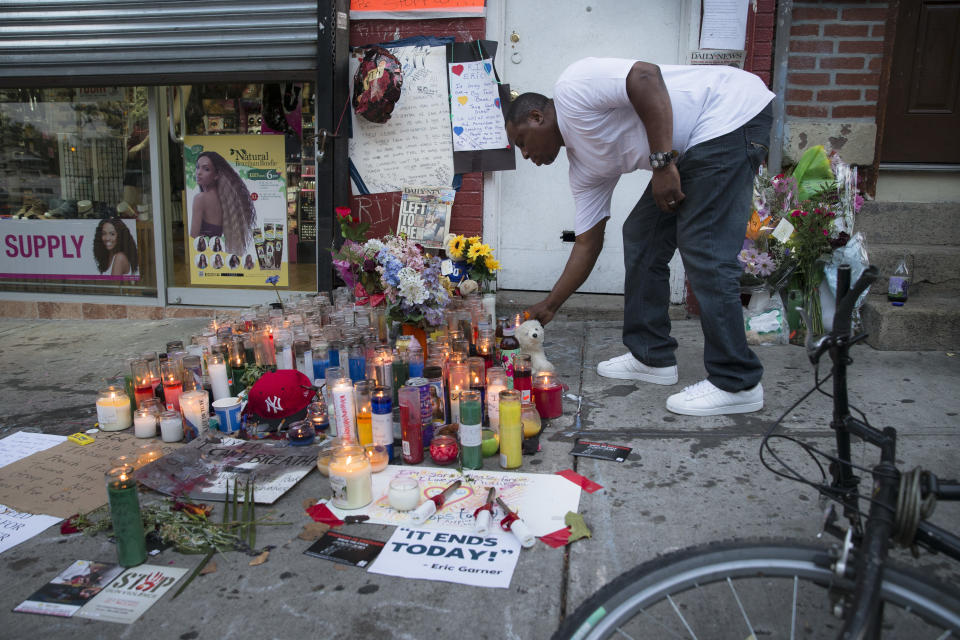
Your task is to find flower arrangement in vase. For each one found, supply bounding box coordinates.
[445,234,500,295]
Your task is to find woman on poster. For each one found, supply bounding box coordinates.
[93,218,139,276]
[190,151,257,255]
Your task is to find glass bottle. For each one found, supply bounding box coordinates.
[499,322,520,389]
[520,401,542,438]
[887,253,912,303]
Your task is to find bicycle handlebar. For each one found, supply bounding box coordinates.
[831,265,879,337]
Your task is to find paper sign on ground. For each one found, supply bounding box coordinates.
[0,432,180,519]
[76,564,189,624]
[304,531,385,568]
[0,504,61,555]
[368,526,520,588]
[136,437,319,504]
[14,560,123,617]
[323,466,580,536]
[449,58,510,152]
[0,432,67,468]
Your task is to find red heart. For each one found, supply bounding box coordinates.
[451,64,464,76]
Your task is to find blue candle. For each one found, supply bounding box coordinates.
[349,356,366,382]
[328,346,340,368]
[371,386,394,459]
[313,357,329,381]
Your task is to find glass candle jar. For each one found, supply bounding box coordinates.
[159,410,183,443]
[135,443,163,467]
[133,407,156,438]
[429,435,459,466]
[97,385,133,431]
[328,444,372,509]
[398,386,424,464]
[179,389,209,442]
[286,419,316,446]
[316,439,339,477]
[498,390,523,469]
[459,389,483,470]
[485,367,508,434]
[105,457,147,567]
[532,371,564,419]
[354,380,373,446]
[365,443,389,472]
[330,377,358,444]
[521,401,542,438]
[160,360,183,412]
[130,359,155,409]
[306,401,329,434]
[513,353,533,402]
[447,362,470,426]
[387,476,420,511]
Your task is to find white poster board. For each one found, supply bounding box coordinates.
[449,59,510,152]
[369,526,521,589]
[0,432,66,555]
[700,0,749,50]
[349,44,454,194]
[323,465,581,536]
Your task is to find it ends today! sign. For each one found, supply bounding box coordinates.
[0,218,140,281]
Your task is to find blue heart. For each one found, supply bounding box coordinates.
[453,126,464,136]
[494,98,501,109]
[484,63,492,74]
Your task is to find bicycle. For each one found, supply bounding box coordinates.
[554,265,960,639]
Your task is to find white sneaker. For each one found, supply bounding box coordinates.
[597,352,678,385]
[666,380,763,416]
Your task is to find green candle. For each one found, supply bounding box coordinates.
[459,390,483,469]
[105,457,147,568]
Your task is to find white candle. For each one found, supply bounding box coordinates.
[133,408,157,438]
[159,411,183,442]
[330,378,357,444]
[450,385,462,425]
[486,382,507,434]
[280,346,294,370]
[208,356,231,401]
[328,446,372,509]
[387,476,421,511]
[300,349,314,382]
[179,390,209,438]
[96,387,132,431]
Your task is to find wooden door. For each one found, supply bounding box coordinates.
[881,1,960,163]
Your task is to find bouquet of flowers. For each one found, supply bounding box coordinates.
[335,205,370,243]
[368,235,450,327]
[446,234,500,293]
[331,239,385,306]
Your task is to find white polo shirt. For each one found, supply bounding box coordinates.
[554,58,775,234]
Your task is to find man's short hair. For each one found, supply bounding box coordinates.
[506,92,551,125]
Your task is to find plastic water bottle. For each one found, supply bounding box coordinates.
[887,254,912,303]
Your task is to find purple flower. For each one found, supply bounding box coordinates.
[755,252,775,277]
[265,275,280,285]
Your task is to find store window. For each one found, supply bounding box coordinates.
[0,87,157,297]
[163,82,317,299]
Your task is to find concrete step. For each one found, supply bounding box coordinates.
[855,201,960,246]
[866,243,960,296]
[861,290,960,351]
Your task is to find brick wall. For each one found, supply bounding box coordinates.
[347,18,486,240]
[744,0,777,86]
[786,2,887,120]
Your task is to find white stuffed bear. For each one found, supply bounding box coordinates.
[516,319,556,375]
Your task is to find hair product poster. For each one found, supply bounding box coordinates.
[183,135,288,287]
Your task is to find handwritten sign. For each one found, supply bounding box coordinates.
[369,526,521,588]
[323,465,581,536]
[0,432,180,519]
[0,505,61,555]
[449,59,510,152]
[0,432,67,469]
[349,44,454,194]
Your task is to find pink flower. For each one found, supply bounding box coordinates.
[335,206,352,220]
[823,229,828,235]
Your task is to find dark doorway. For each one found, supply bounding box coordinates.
[881,1,960,163]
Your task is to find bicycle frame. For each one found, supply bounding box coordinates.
[815,265,960,638]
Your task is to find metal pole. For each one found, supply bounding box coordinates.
[768,0,792,173]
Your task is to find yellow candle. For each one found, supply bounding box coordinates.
[498,390,522,469]
[357,410,373,446]
[96,385,132,431]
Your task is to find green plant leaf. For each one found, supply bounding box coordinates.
[564,511,592,543]
[790,146,834,201]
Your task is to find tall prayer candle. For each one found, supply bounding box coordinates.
[459,389,483,470]
[330,377,358,444]
[498,390,523,469]
[513,353,533,402]
[398,386,424,464]
[485,367,508,435]
[96,385,132,431]
[371,386,394,459]
[160,361,183,412]
[105,458,146,567]
[207,353,231,402]
[179,390,209,442]
[354,381,373,445]
[131,359,154,408]
[448,362,470,425]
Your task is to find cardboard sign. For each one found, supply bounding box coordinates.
[0,432,180,519]
[368,527,520,588]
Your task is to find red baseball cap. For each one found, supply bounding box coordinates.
[243,370,316,419]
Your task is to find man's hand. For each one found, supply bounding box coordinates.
[523,299,557,326]
[652,164,685,212]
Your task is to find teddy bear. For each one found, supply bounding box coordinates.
[516,319,556,375]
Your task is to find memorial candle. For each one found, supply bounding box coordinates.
[398,386,424,464]
[133,407,156,438]
[467,356,486,422]
[179,389,209,442]
[207,353,231,402]
[533,371,564,419]
[485,367,508,435]
[459,389,483,469]
[447,362,470,425]
[330,377,358,444]
[328,445,372,509]
[370,385,393,459]
[498,390,523,469]
[160,361,182,412]
[105,458,147,567]
[131,359,154,408]
[96,385,132,431]
[227,337,247,396]
[275,329,294,370]
[513,353,533,402]
[354,381,373,445]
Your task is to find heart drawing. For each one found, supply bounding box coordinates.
[457,95,468,105]
[451,64,464,76]
[453,126,464,136]
[494,98,501,109]
[424,484,476,510]
[484,62,492,74]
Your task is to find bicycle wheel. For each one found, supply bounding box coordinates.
[554,540,960,640]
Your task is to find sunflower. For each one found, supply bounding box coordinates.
[448,234,467,259]
[467,242,491,261]
[484,256,500,271]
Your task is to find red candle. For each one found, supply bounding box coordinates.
[532,373,563,419]
[429,435,459,466]
[399,387,424,464]
[134,385,154,408]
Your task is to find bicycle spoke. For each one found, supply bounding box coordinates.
[613,627,636,640]
[635,607,691,640]
[933,631,952,640]
[666,594,698,640]
[726,577,756,639]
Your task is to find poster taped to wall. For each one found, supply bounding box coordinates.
[448,58,510,152]
[183,135,288,287]
[397,186,455,249]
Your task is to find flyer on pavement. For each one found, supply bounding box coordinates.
[75,564,189,624]
[304,531,385,568]
[13,560,123,618]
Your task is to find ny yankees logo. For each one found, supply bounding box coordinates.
[265,395,283,414]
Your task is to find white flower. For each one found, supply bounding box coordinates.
[397,267,428,304]
[364,239,385,256]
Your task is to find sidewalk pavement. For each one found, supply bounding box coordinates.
[0,305,958,639]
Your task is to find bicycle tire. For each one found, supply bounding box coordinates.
[554,540,960,640]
